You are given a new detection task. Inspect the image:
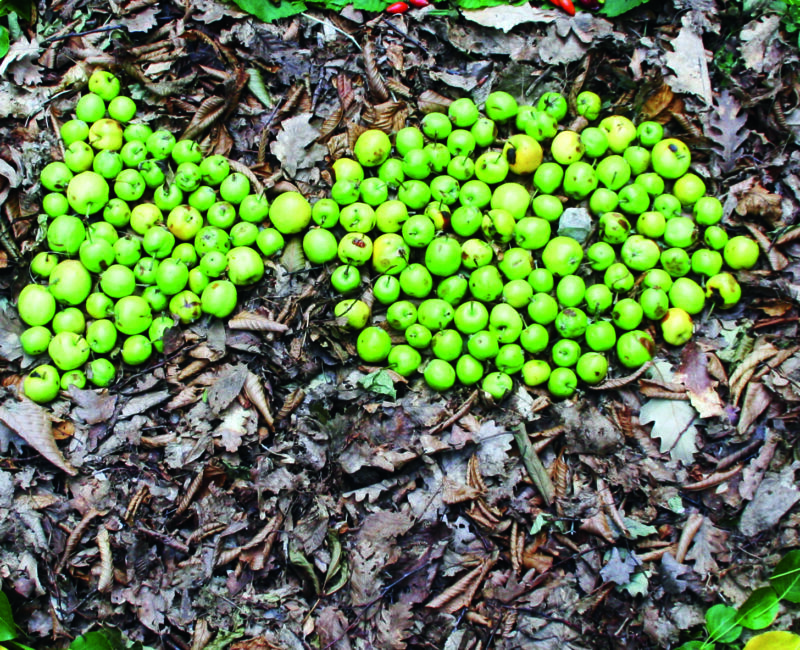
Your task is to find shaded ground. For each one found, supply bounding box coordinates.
[1,1,800,648]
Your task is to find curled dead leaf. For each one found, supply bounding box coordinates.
[0,397,77,475]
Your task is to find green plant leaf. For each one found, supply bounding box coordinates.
[68,630,119,650]
[675,642,712,650]
[0,0,33,20]
[358,369,396,399]
[0,25,9,58]
[705,603,742,644]
[600,0,650,17]
[230,0,306,23]
[352,0,387,11]
[736,587,781,630]
[769,549,800,603]
[0,592,18,642]
[454,0,510,9]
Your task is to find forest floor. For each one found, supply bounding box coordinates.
[0,1,799,648]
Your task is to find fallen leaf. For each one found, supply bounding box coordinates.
[0,398,77,475]
[639,399,698,464]
[270,113,326,177]
[737,382,772,435]
[738,467,800,537]
[600,548,640,585]
[462,3,552,33]
[739,15,782,74]
[676,342,725,419]
[122,7,159,32]
[685,517,727,577]
[664,16,712,104]
[0,36,42,85]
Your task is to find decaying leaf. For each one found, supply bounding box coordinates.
[685,517,728,577]
[735,184,782,222]
[600,548,640,586]
[676,342,725,419]
[708,89,749,174]
[0,398,77,475]
[639,399,698,464]
[270,112,326,177]
[663,16,712,105]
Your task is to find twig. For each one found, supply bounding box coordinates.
[42,24,125,43]
[301,13,362,51]
[380,15,430,54]
[514,424,555,506]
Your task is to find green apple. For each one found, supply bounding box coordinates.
[373,233,410,275]
[417,298,455,331]
[495,343,525,374]
[154,183,183,212]
[41,162,74,192]
[548,367,577,398]
[108,96,137,122]
[451,206,482,238]
[691,249,723,277]
[484,91,518,123]
[541,236,583,276]
[169,290,202,324]
[379,158,406,188]
[227,246,265,285]
[387,345,422,377]
[121,334,152,365]
[636,211,666,239]
[521,359,551,387]
[149,315,176,353]
[637,121,663,146]
[64,140,95,173]
[639,287,669,320]
[20,325,52,355]
[394,127,425,157]
[723,235,759,269]
[200,280,238,318]
[537,92,568,122]
[550,130,584,165]
[482,371,513,400]
[49,260,92,306]
[458,179,491,208]
[338,232,373,266]
[386,300,417,331]
[437,275,468,305]
[399,263,433,298]
[651,138,691,179]
[114,168,146,202]
[706,272,741,308]
[575,91,602,120]
[456,354,484,386]
[584,283,613,315]
[256,228,284,257]
[87,318,118,353]
[67,171,110,215]
[528,268,554,293]
[354,130,392,167]
[599,115,637,153]
[562,161,598,200]
[60,119,90,146]
[527,293,558,325]
[469,265,504,302]
[431,329,463,361]
[612,298,644,330]
[474,151,509,184]
[42,192,70,218]
[489,303,524,344]
[339,202,377,233]
[156,258,189,295]
[24,365,61,403]
[580,127,609,159]
[491,182,530,220]
[669,277,705,314]
[460,239,493,269]
[552,338,581,367]
[503,134,542,175]
[88,118,124,151]
[405,323,432,349]
[467,330,499,360]
[303,228,339,265]
[643,268,675,292]
[635,172,666,197]
[663,216,698,249]
[425,236,461,277]
[48,331,90,370]
[555,307,588,339]
[199,155,230,185]
[219,172,250,204]
[586,241,616,271]
[673,173,707,206]
[661,248,691,278]
[617,183,651,215]
[502,279,533,309]
[514,217,550,250]
[425,359,457,391]
[653,193,682,220]
[331,264,362,293]
[519,323,549,354]
[616,330,655,368]
[623,146,651,175]
[114,295,153,335]
[356,326,391,362]
[694,196,723,226]
[94,150,124,180]
[620,235,660,271]
[123,123,153,144]
[576,352,608,385]
[52,307,85,334]
[454,301,489,334]
[85,292,114,319]
[360,178,389,207]
[373,275,401,305]
[603,262,634,292]
[585,320,617,352]
[311,198,340,228]
[589,188,619,215]
[596,155,631,191]
[481,208,516,243]
[660,307,693,346]
[87,358,116,387]
[47,214,86,255]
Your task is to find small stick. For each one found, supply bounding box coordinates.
[429,390,478,434]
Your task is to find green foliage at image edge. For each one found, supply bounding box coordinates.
[676,549,800,650]
[228,0,653,23]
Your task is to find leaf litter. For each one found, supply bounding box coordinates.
[0,1,798,648]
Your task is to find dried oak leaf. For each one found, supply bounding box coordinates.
[270,112,326,178]
[0,36,42,86]
[685,517,727,577]
[676,341,725,419]
[0,398,77,475]
[639,399,698,465]
[372,601,413,650]
[600,548,640,586]
[736,185,783,222]
[708,89,748,174]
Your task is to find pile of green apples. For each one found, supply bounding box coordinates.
[19,70,312,403]
[321,91,760,399]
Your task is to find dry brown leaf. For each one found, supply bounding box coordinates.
[0,397,77,475]
[417,90,453,114]
[362,39,389,102]
[676,342,725,419]
[228,312,289,333]
[737,382,772,435]
[744,223,788,270]
[641,82,675,119]
[735,184,782,222]
[426,552,497,613]
[244,371,274,429]
[685,516,728,577]
[442,477,484,505]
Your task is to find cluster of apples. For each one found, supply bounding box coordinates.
[324,91,759,399]
[19,70,312,403]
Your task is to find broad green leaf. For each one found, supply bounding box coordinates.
[769,549,800,603]
[0,592,18,642]
[0,25,9,58]
[743,631,800,650]
[600,0,650,17]
[68,630,117,650]
[0,0,34,20]
[736,587,780,630]
[455,0,510,9]
[352,0,386,11]
[705,603,742,644]
[358,369,396,399]
[230,0,306,23]
[675,642,712,650]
